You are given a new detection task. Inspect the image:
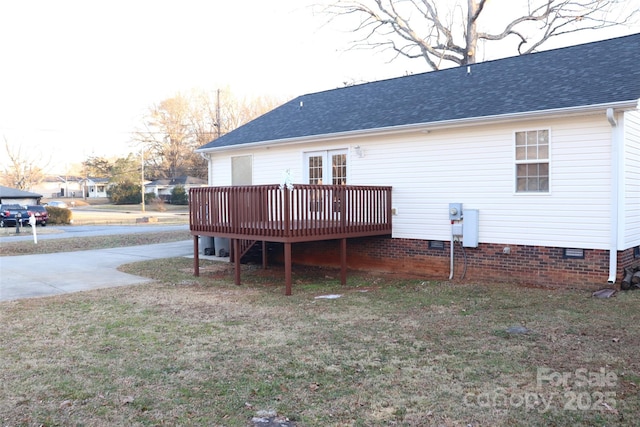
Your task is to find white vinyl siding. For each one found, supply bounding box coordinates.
[623,110,640,248]
[209,143,352,187]
[205,113,620,251]
[349,115,613,249]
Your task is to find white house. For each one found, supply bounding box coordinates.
[194,34,640,289]
[81,177,110,198]
[31,175,83,199]
[145,175,207,202]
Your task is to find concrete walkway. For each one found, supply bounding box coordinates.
[0,240,193,301]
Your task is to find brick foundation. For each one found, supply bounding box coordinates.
[265,237,639,290]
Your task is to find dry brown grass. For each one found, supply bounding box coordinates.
[0,230,190,256]
[1,258,639,426]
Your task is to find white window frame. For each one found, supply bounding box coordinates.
[514,128,551,194]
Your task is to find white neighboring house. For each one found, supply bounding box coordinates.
[194,34,640,289]
[31,175,83,199]
[81,177,110,198]
[145,176,207,203]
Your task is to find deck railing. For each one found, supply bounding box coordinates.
[189,184,392,242]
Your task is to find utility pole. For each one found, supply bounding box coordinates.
[141,146,145,212]
[216,88,221,139]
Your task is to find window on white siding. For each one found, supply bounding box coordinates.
[515,130,549,192]
[232,155,252,186]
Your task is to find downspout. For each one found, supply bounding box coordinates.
[199,152,212,185]
[607,108,620,284]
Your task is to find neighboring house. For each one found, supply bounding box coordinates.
[0,185,42,205]
[80,177,110,198]
[145,176,207,202]
[194,34,640,289]
[30,175,83,199]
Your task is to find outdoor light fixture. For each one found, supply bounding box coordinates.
[353,145,364,158]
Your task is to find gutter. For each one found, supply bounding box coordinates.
[198,152,213,185]
[196,100,640,154]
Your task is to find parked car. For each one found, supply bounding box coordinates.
[0,204,30,227]
[26,205,49,226]
[47,201,68,208]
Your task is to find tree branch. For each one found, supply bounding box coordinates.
[324,0,638,70]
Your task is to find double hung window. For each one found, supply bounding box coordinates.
[515,130,549,193]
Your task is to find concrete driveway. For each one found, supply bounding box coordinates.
[0,240,193,301]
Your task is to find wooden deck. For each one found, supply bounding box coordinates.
[189,184,392,294]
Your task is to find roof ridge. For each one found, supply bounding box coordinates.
[299,32,640,98]
[198,32,640,151]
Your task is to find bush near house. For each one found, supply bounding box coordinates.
[45,206,72,225]
[145,192,157,203]
[108,182,158,205]
[171,185,188,205]
[107,183,141,204]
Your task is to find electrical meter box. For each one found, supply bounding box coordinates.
[449,203,463,220]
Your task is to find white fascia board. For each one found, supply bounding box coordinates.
[196,99,640,154]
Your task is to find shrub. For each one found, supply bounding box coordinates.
[171,185,188,205]
[145,192,157,203]
[108,183,141,204]
[46,207,72,225]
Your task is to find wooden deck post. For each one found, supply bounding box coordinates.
[262,241,268,269]
[193,235,200,277]
[234,239,241,286]
[340,238,347,286]
[284,242,292,295]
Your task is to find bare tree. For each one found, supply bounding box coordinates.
[189,88,282,141]
[133,93,202,180]
[216,90,282,134]
[324,0,639,70]
[133,89,284,180]
[1,137,47,190]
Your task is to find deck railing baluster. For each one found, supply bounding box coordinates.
[189,184,391,241]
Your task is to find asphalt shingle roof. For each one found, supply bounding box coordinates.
[0,185,43,199]
[199,33,640,151]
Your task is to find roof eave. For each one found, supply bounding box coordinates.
[196,99,640,154]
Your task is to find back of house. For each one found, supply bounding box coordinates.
[195,33,640,289]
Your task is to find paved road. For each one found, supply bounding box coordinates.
[0,240,194,301]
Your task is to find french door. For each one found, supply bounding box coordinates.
[303,150,347,214]
[304,149,347,185]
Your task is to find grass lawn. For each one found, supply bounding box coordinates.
[0,231,190,256]
[1,258,639,426]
